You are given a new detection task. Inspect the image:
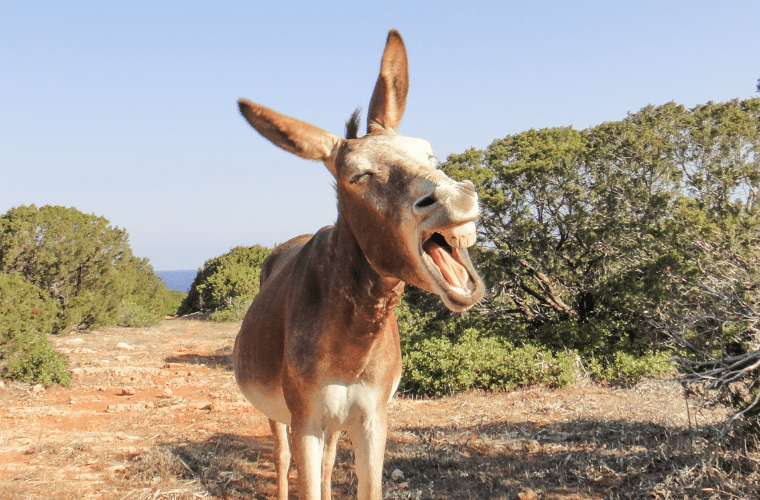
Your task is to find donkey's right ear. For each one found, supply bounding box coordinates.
[367,29,409,134]
[238,99,342,176]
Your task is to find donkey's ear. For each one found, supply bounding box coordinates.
[238,99,342,176]
[367,29,409,134]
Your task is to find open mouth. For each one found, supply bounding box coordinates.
[421,221,480,297]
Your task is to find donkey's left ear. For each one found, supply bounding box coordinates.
[367,29,409,134]
[238,99,342,176]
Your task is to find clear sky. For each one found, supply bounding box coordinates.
[1,1,758,271]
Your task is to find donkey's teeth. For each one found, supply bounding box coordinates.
[442,222,477,248]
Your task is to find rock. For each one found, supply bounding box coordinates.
[161,388,174,398]
[121,387,136,396]
[70,338,85,344]
[518,489,538,500]
[116,343,134,350]
[32,384,45,394]
[391,469,405,482]
[106,403,142,413]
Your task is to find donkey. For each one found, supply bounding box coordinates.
[233,30,484,500]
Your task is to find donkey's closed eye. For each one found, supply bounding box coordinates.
[350,171,375,184]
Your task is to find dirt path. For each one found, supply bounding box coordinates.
[0,320,751,499]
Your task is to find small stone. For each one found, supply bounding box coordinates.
[70,338,85,344]
[196,402,213,411]
[32,384,45,394]
[121,387,136,396]
[518,489,538,500]
[144,402,155,409]
[96,386,107,392]
[69,397,76,405]
[116,343,134,350]
[115,355,128,362]
[391,469,405,482]
[161,388,173,398]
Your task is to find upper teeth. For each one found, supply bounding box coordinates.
[440,222,477,248]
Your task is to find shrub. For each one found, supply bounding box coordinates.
[179,245,271,321]
[396,291,672,394]
[400,327,576,396]
[160,289,187,316]
[0,205,174,332]
[0,273,71,385]
[585,350,674,383]
[115,255,182,327]
[4,332,72,385]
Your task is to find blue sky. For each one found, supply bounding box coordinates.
[1,1,758,270]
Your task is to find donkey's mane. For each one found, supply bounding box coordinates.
[345,107,362,139]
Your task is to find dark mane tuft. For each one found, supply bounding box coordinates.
[345,107,362,139]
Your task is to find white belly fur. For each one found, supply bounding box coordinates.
[237,380,292,426]
[237,377,387,434]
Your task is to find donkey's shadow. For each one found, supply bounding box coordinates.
[157,431,358,499]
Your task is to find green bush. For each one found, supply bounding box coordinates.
[400,327,576,396]
[585,350,674,382]
[4,332,72,385]
[115,255,183,327]
[179,245,271,321]
[0,205,181,385]
[1,273,71,385]
[0,205,175,332]
[160,289,187,316]
[396,291,673,394]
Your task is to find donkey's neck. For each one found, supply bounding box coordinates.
[326,214,405,330]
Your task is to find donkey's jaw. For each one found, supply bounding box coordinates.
[419,222,484,311]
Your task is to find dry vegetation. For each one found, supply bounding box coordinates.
[1,320,758,499]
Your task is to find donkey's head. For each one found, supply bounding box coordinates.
[238,30,484,311]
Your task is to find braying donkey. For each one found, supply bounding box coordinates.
[233,29,485,500]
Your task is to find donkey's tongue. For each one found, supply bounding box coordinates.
[423,240,470,288]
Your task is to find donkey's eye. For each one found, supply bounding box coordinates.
[349,171,374,184]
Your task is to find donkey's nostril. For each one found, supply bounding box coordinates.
[414,193,437,210]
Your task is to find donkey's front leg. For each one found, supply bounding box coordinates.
[291,418,325,500]
[321,431,340,499]
[348,408,388,500]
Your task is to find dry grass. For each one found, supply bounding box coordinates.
[0,319,758,499]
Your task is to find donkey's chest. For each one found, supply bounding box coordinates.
[315,378,387,429]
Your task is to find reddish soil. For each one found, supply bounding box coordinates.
[0,320,754,499]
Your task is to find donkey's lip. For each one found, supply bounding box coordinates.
[440,221,476,249]
[419,221,484,310]
[420,221,477,250]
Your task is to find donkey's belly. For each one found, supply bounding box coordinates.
[237,379,292,426]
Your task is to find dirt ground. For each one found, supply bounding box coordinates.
[1,319,757,499]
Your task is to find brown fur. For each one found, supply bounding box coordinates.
[233,30,484,499]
